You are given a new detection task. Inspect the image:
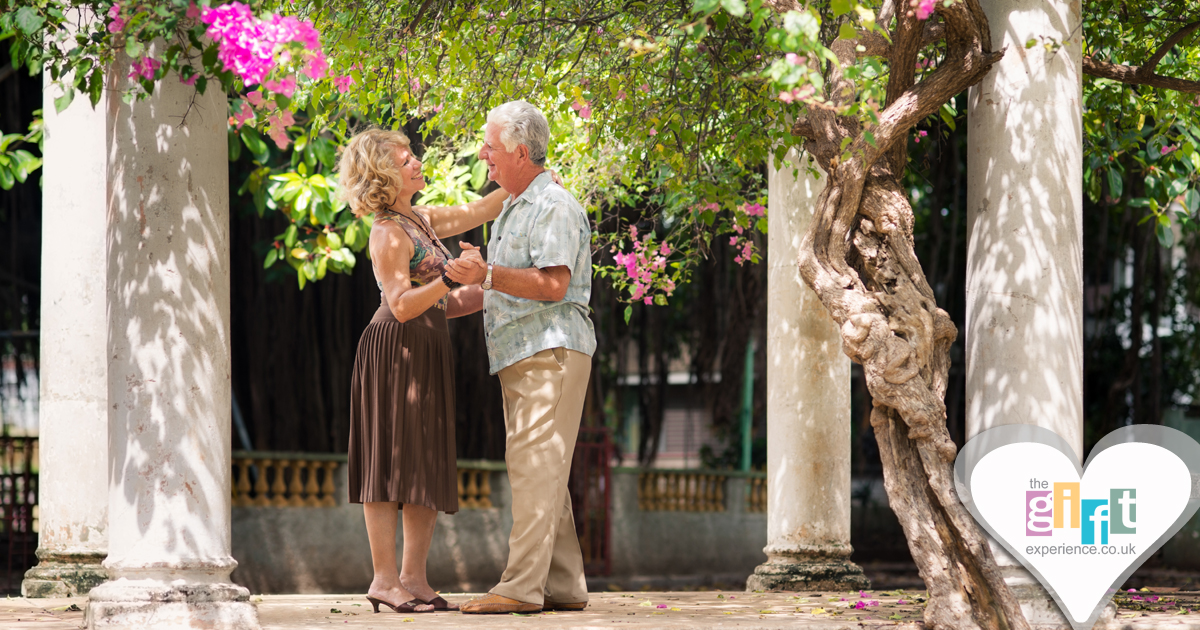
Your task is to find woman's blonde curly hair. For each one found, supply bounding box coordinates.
[337,128,412,218]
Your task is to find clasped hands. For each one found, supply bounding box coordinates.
[445,243,489,285]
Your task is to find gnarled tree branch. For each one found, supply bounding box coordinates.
[1083,55,1200,93]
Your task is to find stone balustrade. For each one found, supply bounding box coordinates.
[746,476,767,513]
[634,469,767,513]
[231,453,504,509]
[232,452,340,508]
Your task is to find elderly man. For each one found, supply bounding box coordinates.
[448,100,595,614]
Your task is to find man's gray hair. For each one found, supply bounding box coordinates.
[487,100,549,166]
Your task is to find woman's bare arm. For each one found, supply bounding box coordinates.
[416,188,508,239]
[372,222,452,322]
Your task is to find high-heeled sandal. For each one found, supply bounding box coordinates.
[366,595,433,613]
[422,596,457,611]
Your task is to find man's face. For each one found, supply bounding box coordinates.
[479,123,521,185]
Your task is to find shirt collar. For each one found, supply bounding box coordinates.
[505,170,554,210]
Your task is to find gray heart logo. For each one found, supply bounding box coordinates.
[954,425,1200,630]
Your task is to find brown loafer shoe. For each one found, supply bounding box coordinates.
[544,600,587,611]
[460,593,542,614]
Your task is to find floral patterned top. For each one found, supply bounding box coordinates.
[374,209,452,311]
[483,171,596,373]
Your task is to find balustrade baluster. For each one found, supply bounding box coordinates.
[464,470,480,509]
[233,460,252,507]
[270,459,290,507]
[287,461,306,507]
[252,460,271,506]
[303,461,322,507]
[320,462,338,506]
[477,471,493,508]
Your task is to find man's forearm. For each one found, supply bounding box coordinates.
[491,265,569,302]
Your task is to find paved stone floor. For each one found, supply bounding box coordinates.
[6,588,1200,629]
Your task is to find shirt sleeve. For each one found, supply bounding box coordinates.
[528,196,587,273]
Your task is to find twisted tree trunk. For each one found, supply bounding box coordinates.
[792,2,1027,630]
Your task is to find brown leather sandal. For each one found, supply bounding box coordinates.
[366,595,434,613]
[423,596,458,611]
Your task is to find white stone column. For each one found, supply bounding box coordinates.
[22,71,110,599]
[967,0,1082,624]
[85,56,259,629]
[747,149,867,592]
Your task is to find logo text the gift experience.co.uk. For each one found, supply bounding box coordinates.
[1025,479,1138,555]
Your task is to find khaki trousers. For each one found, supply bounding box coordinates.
[490,347,590,606]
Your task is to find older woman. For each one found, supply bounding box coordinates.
[339,128,501,614]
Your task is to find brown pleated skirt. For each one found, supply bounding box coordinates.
[348,304,458,514]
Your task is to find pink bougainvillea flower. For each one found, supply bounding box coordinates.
[644,297,653,305]
[579,105,592,119]
[729,236,739,246]
[303,51,329,80]
[616,89,627,100]
[914,0,937,19]
[186,1,200,19]
[778,90,795,103]
[914,129,929,143]
[333,75,354,93]
[639,83,650,93]
[1161,145,1178,156]
[180,72,199,86]
[629,226,638,238]
[245,90,265,106]
[648,127,657,136]
[128,57,162,81]
[264,74,297,97]
[742,202,765,217]
[267,124,290,150]
[201,2,324,87]
[107,4,127,33]
[232,101,255,128]
[659,242,671,256]
[785,52,804,65]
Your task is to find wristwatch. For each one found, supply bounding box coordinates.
[481,263,494,290]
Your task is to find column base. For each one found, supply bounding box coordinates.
[22,551,108,598]
[86,579,260,630]
[747,555,869,592]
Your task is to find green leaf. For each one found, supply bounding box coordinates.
[13,7,45,36]
[345,223,360,249]
[0,165,13,190]
[240,126,269,163]
[284,224,298,248]
[1128,197,1151,208]
[838,23,857,40]
[228,129,242,162]
[326,232,343,250]
[623,304,633,325]
[1184,190,1200,214]
[264,248,278,269]
[1106,168,1123,199]
[125,38,144,59]
[54,87,75,114]
[1156,220,1174,248]
[692,0,720,13]
[720,0,747,17]
[831,0,853,16]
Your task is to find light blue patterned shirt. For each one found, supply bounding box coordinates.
[483,171,596,374]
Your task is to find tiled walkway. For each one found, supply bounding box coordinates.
[5,588,1200,629]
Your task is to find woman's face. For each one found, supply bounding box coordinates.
[392,145,426,199]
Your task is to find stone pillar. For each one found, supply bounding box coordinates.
[967,0,1082,624]
[22,69,111,599]
[85,57,259,629]
[747,149,868,592]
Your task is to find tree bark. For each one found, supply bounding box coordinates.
[791,2,1028,629]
